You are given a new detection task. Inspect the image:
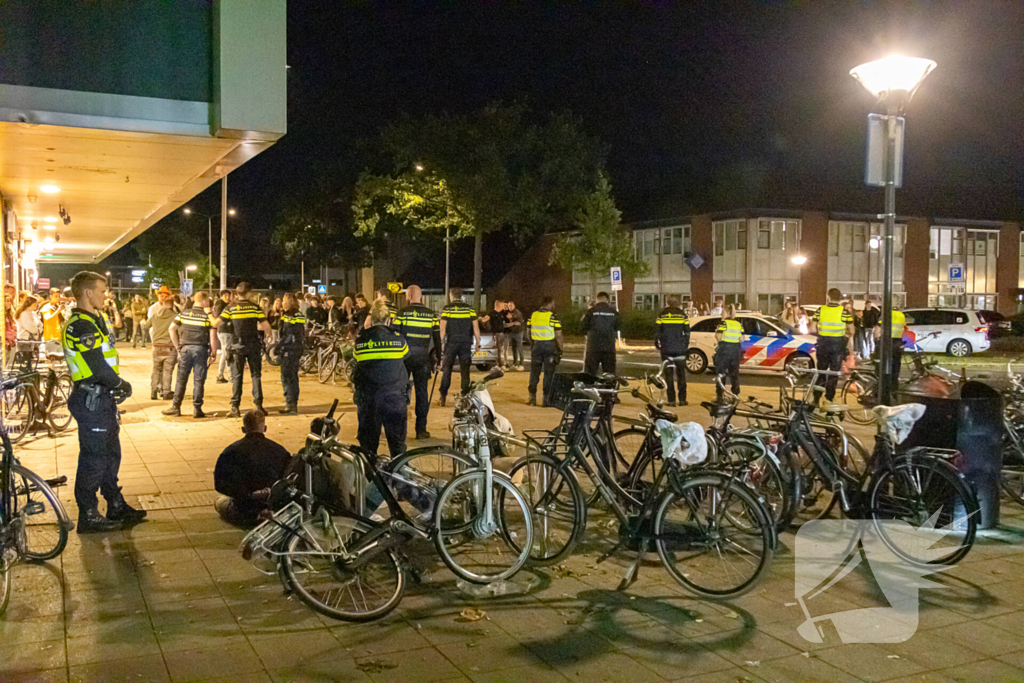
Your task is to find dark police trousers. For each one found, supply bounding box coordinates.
[584,343,616,377]
[172,345,209,408]
[231,343,263,407]
[439,341,472,397]
[660,352,687,404]
[68,388,122,511]
[280,348,301,408]
[816,336,847,401]
[529,341,558,402]
[886,340,904,399]
[714,344,742,402]
[357,390,407,456]
[405,353,432,433]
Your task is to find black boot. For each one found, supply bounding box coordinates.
[416,430,431,440]
[107,494,147,524]
[439,395,446,407]
[78,507,121,534]
[150,389,157,401]
[279,405,298,415]
[193,407,206,419]
[527,393,537,406]
[161,404,181,417]
[255,403,268,417]
[229,406,241,418]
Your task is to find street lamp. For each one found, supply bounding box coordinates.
[851,55,936,404]
[183,207,236,294]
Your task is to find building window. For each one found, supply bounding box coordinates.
[928,226,999,310]
[853,224,866,252]
[714,224,724,256]
[758,221,771,249]
[737,224,746,249]
[661,226,690,256]
[633,293,659,310]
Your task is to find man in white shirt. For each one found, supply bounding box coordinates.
[709,297,724,316]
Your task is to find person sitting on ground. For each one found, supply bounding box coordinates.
[213,410,294,527]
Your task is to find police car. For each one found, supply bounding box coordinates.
[685,313,816,374]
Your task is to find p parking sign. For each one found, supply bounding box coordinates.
[948,264,965,283]
[610,266,623,292]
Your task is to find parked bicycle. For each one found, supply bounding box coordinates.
[0,356,74,443]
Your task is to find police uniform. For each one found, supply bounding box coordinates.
[169,306,214,414]
[439,300,477,399]
[714,318,743,401]
[655,305,690,405]
[220,298,267,412]
[279,308,307,412]
[393,303,442,436]
[813,303,854,401]
[62,308,137,524]
[353,324,409,456]
[887,310,907,398]
[528,308,561,405]
[582,301,619,376]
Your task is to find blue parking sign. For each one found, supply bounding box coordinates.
[948,264,964,282]
[610,266,622,291]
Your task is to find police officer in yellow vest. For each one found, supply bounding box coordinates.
[811,288,854,403]
[63,271,146,533]
[353,300,410,456]
[527,296,563,406]
[713,304,743,402]
[887,306,907,398]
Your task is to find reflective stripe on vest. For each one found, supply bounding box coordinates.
[62,312,120,381]
[530,311,556,341]
[718,319,742,344]
[817,304,847,337]
[353,338,408,361]
[891,310,906,338]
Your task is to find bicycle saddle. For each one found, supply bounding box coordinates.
[647,403,677,423]
[701,401,733,418]
[821,403,848,415]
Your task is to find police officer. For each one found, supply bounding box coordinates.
[714,304,743,402]
[582,292,619,376]
[812,289,854,404]
[393,284,442,439]
[278,292,306,415]
[363,288,398,328]
[527,296,563,407]
[63,271,146,533]
[162,292,219,418]
[885,305,907,399]
[654,295,690,406]
[353,299,409,456]
[220,282,272,418]
[438,287,480,407]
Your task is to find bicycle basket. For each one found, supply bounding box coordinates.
[239,501,303,574]
[546,372,599,411]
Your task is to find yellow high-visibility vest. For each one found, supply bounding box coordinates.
[717,319,742,344]
[891,310,906,339]
[529,311,560,341]
[816,304,851,338]
[62,311,120,382]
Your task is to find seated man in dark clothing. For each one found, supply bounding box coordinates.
[214,410,293,526]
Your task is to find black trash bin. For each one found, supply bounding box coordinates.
[900,380,1003,528]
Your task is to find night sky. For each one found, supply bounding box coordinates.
[108,1,1024,277]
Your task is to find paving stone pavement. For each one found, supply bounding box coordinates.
[4,347,1024,682]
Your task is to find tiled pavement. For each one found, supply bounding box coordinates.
[5,348,1024,682]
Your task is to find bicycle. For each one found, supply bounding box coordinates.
[0,429,76,615]
[780,366,978,565]
[241,400,534,621]
[505,381,776,599]
[1,353,74,443]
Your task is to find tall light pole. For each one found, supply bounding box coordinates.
[851,55,936,405]
[183,205,236,295]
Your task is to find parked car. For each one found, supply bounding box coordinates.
[902,308,990,357]
[977,310,1011,338]
[685,313,816,374]
[473,331,499,370]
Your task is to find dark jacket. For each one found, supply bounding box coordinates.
[654,306,690,356]
[582,301,620,349]
[352,325,409,403]
[214,433,293,503]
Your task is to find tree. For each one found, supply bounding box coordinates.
[549,175,648,299]
[273,185,381,273]
[134,224,217,296]
[355,102,607,310]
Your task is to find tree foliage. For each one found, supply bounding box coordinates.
[134,223,217,294]
[273,185,381,270]
[549,175,648,297]
[355,102,608,309]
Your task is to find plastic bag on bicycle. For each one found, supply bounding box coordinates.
[656,420,708,466]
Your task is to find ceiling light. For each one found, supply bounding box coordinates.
[43,236,54,244]
[43,216,57,223]
[42,223,56,230]
[39,185,60,194]
[791,255,808,265]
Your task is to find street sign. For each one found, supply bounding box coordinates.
[307,285,316,295]
[37,278,49,289]
[949,264,965,283]
[610,266,622,292]
[865,114,905,188]
[387,282,403,293]
[131,269,147,276]
[181,279,193,297]
[317,284,327,294]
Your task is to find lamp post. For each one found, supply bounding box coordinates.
[850,55,936,405]
[183,207,236,295]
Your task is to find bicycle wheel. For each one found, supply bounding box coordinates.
[282,516,404,622]
[503,454,586,566]
[434,470,533,583]
[47,374,74,433]
[721,440,797,533]
[841,378,876,425]
[265,343,282,367]
[654,472,774,600]
[2,384,34,444]
[13,465,69,560]
[299,352,317,376]
[870,455,977,566]
[318,351,338,384]
[385,448,475,521]
[0,550,10,616]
